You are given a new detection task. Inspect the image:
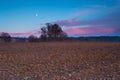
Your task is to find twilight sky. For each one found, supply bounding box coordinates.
[0,0,120,37]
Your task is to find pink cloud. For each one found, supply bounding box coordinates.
[9,29,40,37]
[53,17,120,27]
[64,26,116,35]
[52,18,80,26]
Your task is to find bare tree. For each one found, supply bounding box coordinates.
[40,23,67,41]
[40,27,47,41]
[28,35,39,42]
[0,32,11,42]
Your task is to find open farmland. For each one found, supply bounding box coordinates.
[0,42,120,80]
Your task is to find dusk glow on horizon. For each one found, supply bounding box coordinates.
[0,0,120,37]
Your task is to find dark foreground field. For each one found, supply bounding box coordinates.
[0,42,120,80]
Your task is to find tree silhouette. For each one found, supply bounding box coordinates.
[59,31,67,39]
[40,23,67,41]
[28,35,39,42]
[40,27,47,41]
[0,32,11,42]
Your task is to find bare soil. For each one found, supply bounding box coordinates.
[0,42,120,80]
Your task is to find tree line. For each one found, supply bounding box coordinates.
[0,23,67,42]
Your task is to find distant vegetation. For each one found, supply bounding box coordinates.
[0,23,120,43]
[28,35,39,42]
[0,23,67,42]
[40,23,67,41]
[0,32,11,42]
[27,23,67,42]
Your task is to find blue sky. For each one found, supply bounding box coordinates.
[0,0,120,37]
